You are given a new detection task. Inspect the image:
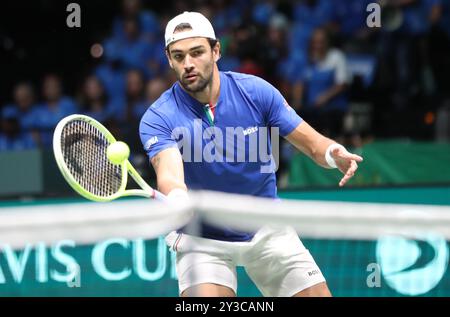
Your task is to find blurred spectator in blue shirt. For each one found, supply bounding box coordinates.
[330,0,376,52]
[292,27,351,138]
[252,0,277,26]
[331,0,373,37]
[117,17,156,79]
[378,0,443,108]
[95,58,126,102]
[110,69,145,125]
[293,0,334,28]
[34,74,78,147]
[115,69,159,148]
[112,0,160,43]
[133,77,168,120]
[265,13,306,97]
[79,75,119,123]
[211,0,247,37]
[266,13,290,73]
[0,111,36,151]
[399,0,442,36]
[289,0,334,56]
[217,26,241,72]
[2,82,39,133]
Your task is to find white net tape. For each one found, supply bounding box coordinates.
[1,190,450,250]
[0,199,192,249]
[194,191,450,240]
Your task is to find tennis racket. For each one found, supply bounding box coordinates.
[53,114,166,202]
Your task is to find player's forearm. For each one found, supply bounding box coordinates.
[150,148,188,196]
[285,121,338,169]
[157,176,188,196]
[309,135,339,169]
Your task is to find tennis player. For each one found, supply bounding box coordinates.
[139,11,363,297]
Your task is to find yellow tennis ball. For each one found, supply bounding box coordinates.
[106,141,130,165]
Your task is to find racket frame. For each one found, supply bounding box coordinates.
[53,114,163,202]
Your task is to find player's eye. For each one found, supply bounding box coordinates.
[173,53,183,61]
[191,50,202,57]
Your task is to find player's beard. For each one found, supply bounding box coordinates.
[179,62,214,93]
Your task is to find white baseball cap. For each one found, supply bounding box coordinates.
[164,11,216,48]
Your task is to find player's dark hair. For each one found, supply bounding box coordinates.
[167,23,219,52]
[173,23,192,33]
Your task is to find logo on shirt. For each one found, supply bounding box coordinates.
[243,126,258,136]
[144,136,159,151]
[283,99,292,112]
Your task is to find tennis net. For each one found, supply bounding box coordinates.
[0,190,449,296]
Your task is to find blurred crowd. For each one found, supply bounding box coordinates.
[1,0,449,161]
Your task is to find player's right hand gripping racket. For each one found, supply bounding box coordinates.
[53,114,166,202]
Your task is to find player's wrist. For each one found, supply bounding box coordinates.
[325,143,345,168]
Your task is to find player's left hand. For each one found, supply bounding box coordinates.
[331,147,363,187]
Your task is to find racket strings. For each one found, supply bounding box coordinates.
[60,120,122,197]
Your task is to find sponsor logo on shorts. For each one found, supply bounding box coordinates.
[308,270,320,276]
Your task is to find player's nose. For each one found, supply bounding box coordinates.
[183,54,194,70]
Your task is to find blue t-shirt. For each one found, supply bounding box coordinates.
[277,50,308,82]
[140,71,302,241]
[298,50,350,111]
[332,0,373,36]
[401,0,441,35]
[82,100,121,123]
[95,64,126,101]
[103,35,155,79]
[1,104,40,131]
[34,97,78,147]
[293,0,334,28]
[112,11,160,43]
[301,65,348,110]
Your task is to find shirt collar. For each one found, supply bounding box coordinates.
[174,71,224,111]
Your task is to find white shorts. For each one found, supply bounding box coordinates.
[165,226,326,297]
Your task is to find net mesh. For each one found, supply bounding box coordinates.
[60,119,122,197]
[1,190,450,296]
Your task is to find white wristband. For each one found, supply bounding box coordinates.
[325,143,345,168]
[167,188,189,204]
[167,188,188,198]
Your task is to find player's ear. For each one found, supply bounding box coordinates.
[213,41,221,63]
[165,49,174,69]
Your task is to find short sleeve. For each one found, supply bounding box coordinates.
[139,109,178,159]
[254,77,303,137]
